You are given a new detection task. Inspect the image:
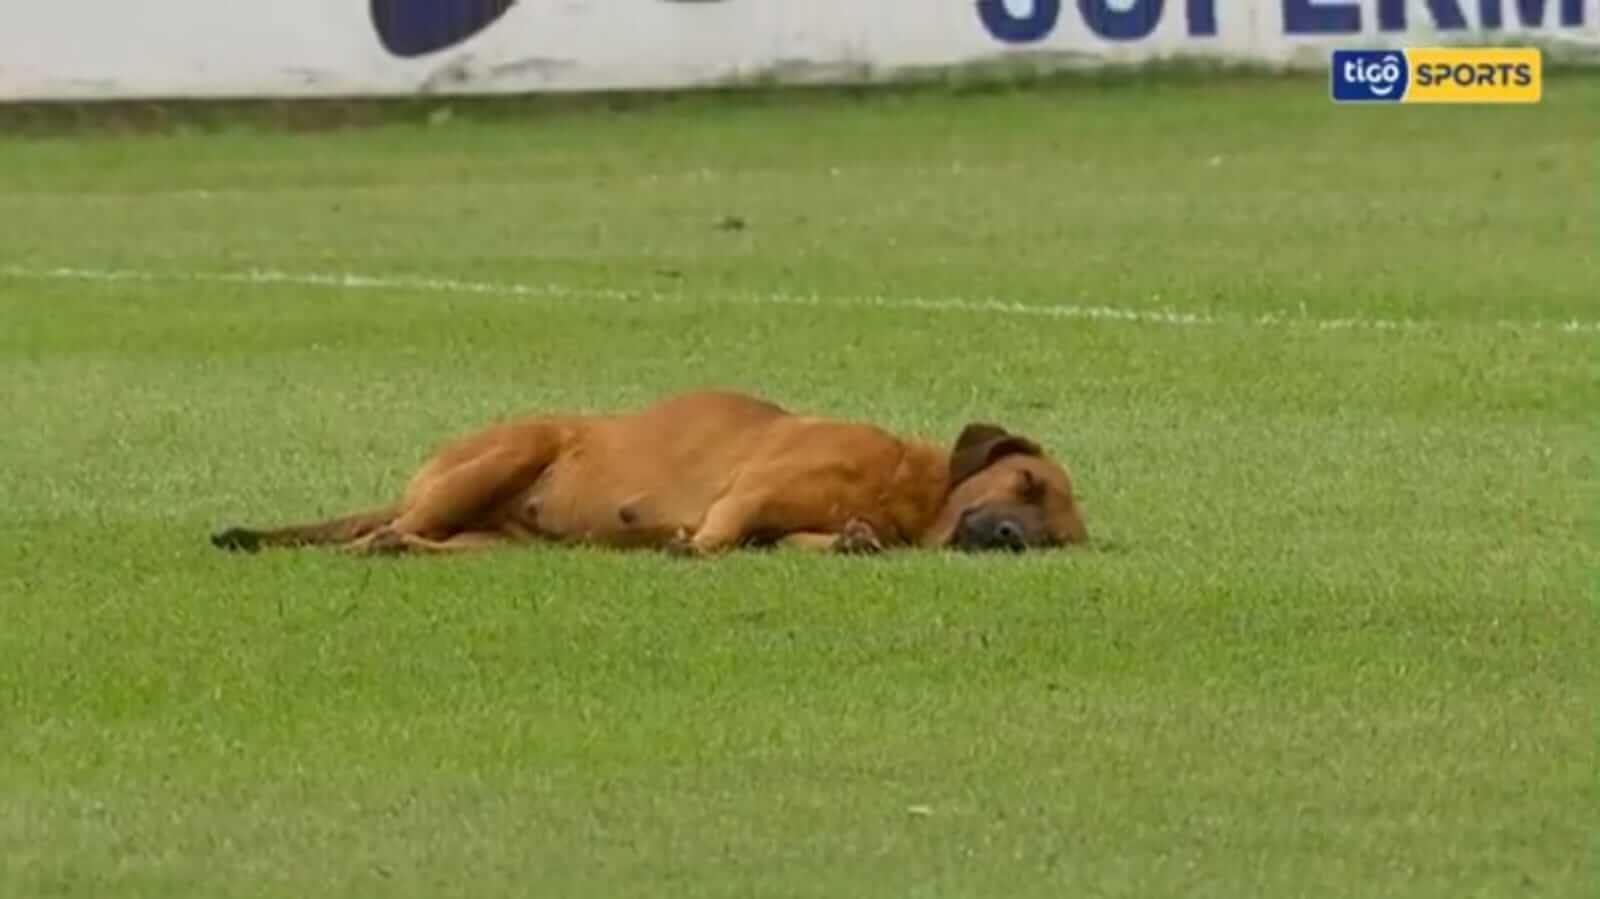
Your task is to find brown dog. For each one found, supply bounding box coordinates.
[211,389,1088,557]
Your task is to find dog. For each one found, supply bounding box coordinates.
[211,388,1088,557]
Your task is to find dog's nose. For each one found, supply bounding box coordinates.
[993,520,1024,551]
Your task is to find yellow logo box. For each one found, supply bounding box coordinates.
[1404,48,1542,104]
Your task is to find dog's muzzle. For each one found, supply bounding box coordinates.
[952,507,1032,553]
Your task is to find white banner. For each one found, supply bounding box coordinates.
[2,1,1597,101]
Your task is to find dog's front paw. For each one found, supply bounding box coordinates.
[833,518,884,555]
[664,529,704,559]
[211,527,261,553]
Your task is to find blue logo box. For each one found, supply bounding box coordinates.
[1331,50,1410,102]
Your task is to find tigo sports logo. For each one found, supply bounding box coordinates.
[1332,48,1541,104]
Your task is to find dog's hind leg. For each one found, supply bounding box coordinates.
[211,506,398,553]
[382,441,555,541]
[214,420,560,556]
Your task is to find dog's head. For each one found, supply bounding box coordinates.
[932,423,1088,552]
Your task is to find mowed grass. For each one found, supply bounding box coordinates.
[1,74,1597,898]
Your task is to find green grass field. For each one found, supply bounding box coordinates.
[1,74,1596,898]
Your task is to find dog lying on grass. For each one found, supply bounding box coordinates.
[212,388,1088,557]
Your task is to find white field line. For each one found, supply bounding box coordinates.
[2,264,1595,335]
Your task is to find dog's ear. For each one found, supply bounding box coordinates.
[949,423,1042,488]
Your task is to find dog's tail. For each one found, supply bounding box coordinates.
[210,506,400,553]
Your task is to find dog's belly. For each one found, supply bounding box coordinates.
[503,404,781,548]
[515,457,709,548]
